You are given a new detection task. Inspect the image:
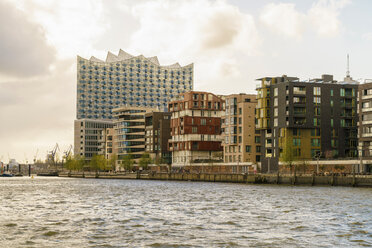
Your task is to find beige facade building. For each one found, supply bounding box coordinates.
[74,119,115,160]
[221,94,261,164]
[113,106,157,163]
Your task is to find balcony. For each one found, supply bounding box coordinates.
[362,120,372,125]
[362,107,372,112]
[293,89,306,95]
[255,81,270,89]
[362,95,372,100]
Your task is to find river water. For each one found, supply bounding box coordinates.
[0,177,371,247]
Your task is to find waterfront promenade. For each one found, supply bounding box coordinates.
[59,171,372,187]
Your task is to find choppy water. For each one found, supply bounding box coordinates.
[0,177,371,247]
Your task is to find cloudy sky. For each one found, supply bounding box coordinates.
[1,0,371,162]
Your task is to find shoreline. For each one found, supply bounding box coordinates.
[58,172,372,188]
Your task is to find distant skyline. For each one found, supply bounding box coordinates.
[1,0,372,162]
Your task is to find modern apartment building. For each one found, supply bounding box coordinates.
[256,74,358,173]
[358,80,372,173]
[145,112,172,164]
[113,106,157,163]
[221,94,261,164]
[76,49,193,120]
[97,127,115,160]
[74,119,115,159]
[168,91,224,165]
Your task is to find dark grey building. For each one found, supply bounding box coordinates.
[256,74,358,173]
[145,112,172,164]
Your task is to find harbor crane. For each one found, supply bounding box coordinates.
[61,145,73,168]
[64,145,73,159]
[47,143,60,167]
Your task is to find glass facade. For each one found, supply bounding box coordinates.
[76,51,194,120]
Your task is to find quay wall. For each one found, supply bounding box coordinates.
[59,172,372,187]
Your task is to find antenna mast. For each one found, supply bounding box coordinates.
[346,54,350,77]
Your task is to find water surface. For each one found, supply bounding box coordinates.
[0,177,371,247]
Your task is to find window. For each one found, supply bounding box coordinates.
[274,98,278,106]
[274,108,278,117]
[314,97,321,104]
[274,118,278,127]
[246,145,251,152]
[293,138,301,146]
[239,108,242,115]
[192,126,197,133]
[201,118,206,125]
[311,138,320,147]
[314,118,320,126]
[292,129,300,136]
[239,136,242,143]
[340,88,345,97]
[274,87,278,96]
[314,107,321,116]
[340,119,345,127]
[313,87,321,96]
[330,89,333,96]
[256,146,261,153]
[331,119,334,127]
[255,136,261,143]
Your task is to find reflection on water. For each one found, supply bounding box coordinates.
[0,177,371,247]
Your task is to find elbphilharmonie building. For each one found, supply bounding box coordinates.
[76,49,194,120]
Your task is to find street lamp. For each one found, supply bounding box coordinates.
[359,147,363,174]
[313,151,322,175]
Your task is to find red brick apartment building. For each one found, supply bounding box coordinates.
[168,91,224,165]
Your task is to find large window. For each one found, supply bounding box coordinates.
[293,138,301,146]
[311,138,320,147]
[313,87,321,96]
[314,97,321,104]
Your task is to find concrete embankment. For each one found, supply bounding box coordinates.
[59,172,372,187]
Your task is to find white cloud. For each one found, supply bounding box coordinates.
[260,3,305,38]
[0,1,55,77]
[11,0,109,59]
[260,0,351,38]
[362,32,372,41]
[308,0,351,37]
[128,0,260,89]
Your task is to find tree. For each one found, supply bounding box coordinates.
[89,154,107,172]
[64,154,74,172]
[64,155,85,172]
[122,153,134,171]
[139,153,152,170]
[108,153,117,171]
[280,137,296,174]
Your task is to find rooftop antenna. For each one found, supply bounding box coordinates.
[346,54,350,78]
